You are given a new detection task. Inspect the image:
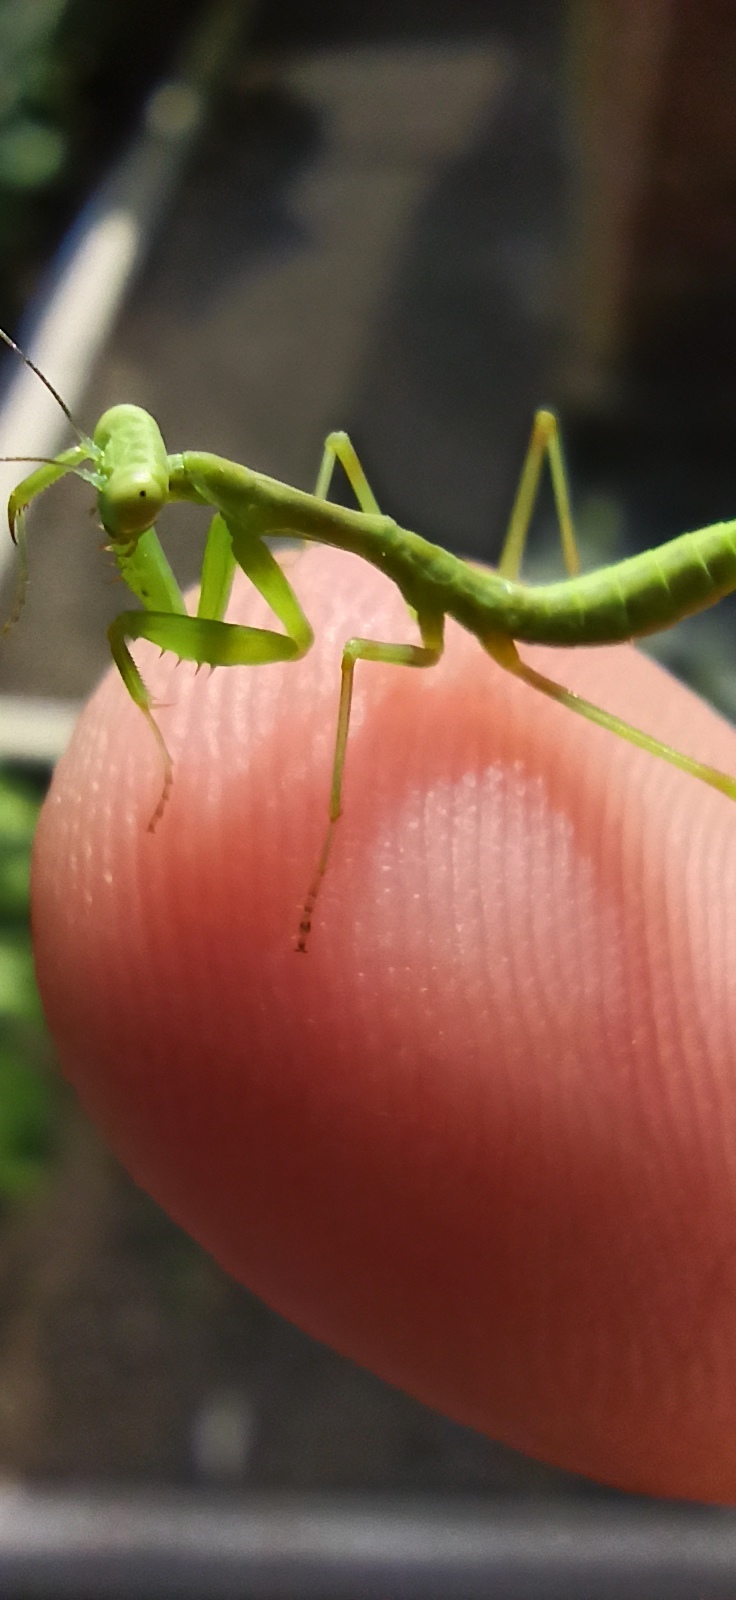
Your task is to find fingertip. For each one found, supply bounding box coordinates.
[30,543,736,1501]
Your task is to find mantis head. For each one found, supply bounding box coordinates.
[97,466,167,541]
[93,403,170,544]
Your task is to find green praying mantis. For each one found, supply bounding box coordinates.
[2,325,736,950]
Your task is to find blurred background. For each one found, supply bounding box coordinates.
[0,0,735,1593]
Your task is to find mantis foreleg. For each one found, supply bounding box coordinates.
[113,525,188,614]
[3,445,95,638]
[197,509,236,621]
[109,514,314,828]
[7,445,95,535]
[2,509,28,639]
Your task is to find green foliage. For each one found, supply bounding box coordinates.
[0,0,72,193]
[0,767,54,1201]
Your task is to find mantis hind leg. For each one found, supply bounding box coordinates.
[297,610,445,952]
[498,410,580,581]
[485,633,736,801]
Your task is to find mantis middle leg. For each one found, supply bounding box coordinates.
[297,609,445,951]
[298,432,447,948]
[314,430,381,514]
[498,409,580,581]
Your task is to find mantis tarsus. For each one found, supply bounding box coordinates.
[2,326,736,951]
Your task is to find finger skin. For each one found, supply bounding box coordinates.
[31,543,736,1501]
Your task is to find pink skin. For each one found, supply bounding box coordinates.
[31,542,736,1501]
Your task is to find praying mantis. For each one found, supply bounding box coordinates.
[2,325,736,950]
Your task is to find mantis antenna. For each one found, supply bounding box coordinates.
[0,327,86,443]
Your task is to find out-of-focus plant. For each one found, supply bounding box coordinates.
[0,768,53,1200]
[0,1,70,191]
[0,0,202,323]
